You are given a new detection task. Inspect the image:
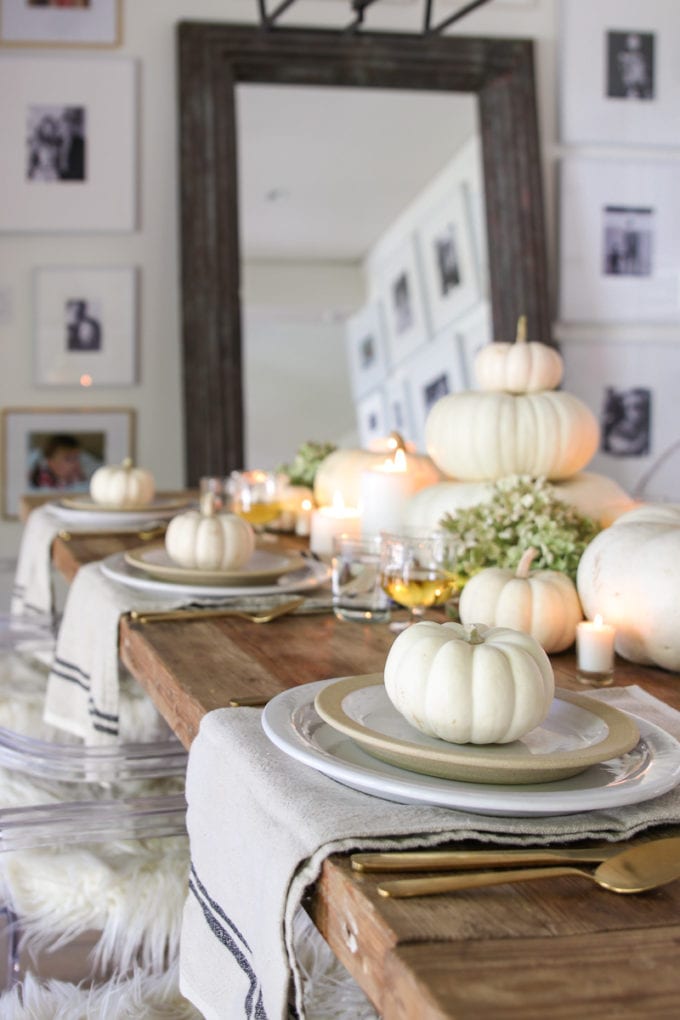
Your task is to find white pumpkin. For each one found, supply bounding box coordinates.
[90,458,155,507]
[425,390,599,481]
[165,500,255,571]
[384,620,554,744]
[458,548,583,654]
[314,446,441,508]
[403,472,636,531]
[474,316,564,394]
[577,503,680,671]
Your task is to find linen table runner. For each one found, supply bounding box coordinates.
[179,686,680,1020]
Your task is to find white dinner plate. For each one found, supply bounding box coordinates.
[45,497,194,527]
[124,545,305,587]
[100,551,330,598]
[262,678,680,816]
[313,676,640,784]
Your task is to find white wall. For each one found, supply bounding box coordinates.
[0,0,561,557]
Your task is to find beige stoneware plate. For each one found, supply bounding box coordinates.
[60,495,191,513]
[124,544,306,587]
[314,675,641,785]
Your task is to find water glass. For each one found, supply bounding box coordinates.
[332,535,391,624]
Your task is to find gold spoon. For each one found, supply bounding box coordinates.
[376,835,680,898]
[129,596,305,625]
[58,524,166,542]
[352,845,621,873]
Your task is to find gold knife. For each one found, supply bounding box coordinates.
[351,846,621,873]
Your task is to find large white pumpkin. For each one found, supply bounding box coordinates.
[90,458,155,508]
[458,549,583,654]
[384,620,554,744]
[165,503,255,571]
[474,317,564,394]
[403,472,636,531]
[577,503,680,671]
[425,390,599,481]
[314,447,441,508]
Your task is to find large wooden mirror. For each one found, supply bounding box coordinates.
[177,22,550,484]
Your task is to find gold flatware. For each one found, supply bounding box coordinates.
[351,846,620,873]
[129,596,305,625]
[58,524,167,542]
[228,696,271,707]
[376,835,680,898]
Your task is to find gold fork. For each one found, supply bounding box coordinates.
[128,596,305,625]
[58,524,167,542]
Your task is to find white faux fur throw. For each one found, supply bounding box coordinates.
[0,961,202,1019]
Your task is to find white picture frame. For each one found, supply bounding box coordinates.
[559,0,680,147]
[561,339,680,502]
[384,371,417,448]
[0,0,121,48]
[416,185,480,335]
[355,388,388,450]
[453,301,493,390]
[34,266,137,387]
[374,235,429,368]
[559,157,680,323]
[0,55,136,232]
[402,327,466,451]
[344,302,388,400]
[1,406,135,519]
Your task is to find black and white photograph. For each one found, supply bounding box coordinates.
[355,388,388,449]
[376,236,429,368]
[0,56,135,231]
[559,156,680,322]
[391,272,412,335]
[423,372,451,413]
[26,104,86,182]
[402,328,466,449]
[65,297,102,351]
[344,302,388,400]
[606,30,655,100]
[601,385,652,456]
[384,374,416,446]
[434,224,461,295]
[34,266,136,386]
[417,186,480,335]
[560,0,679,146]
[603,205,654,277]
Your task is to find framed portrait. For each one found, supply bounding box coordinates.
[559,157,680,323]
[34,266,137,386]
[384,372,417,448]
[374,236,429,369]
[560,0,680,147]
[416,185,480,335]
[401,327,466,451]
[0,55,136,231]
[1,406,135,518]
[355,388,388,450]
[453,301,493,390]
[0,0,121,48]
[344,302,388,400]
[561,339,680,501]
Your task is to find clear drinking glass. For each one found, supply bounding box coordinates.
[331,535,391,624]
[229,470,285,530]
[379,531,459,631]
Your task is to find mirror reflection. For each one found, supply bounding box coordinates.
[236,84,484,469]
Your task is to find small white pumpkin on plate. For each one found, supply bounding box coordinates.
[458,548,583,654]
[165,495,255,571]
[384,619,554,745]
[90,458,155,508]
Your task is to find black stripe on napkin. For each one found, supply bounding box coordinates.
[189,865,267,1019]
[54,656,90,682]
[49,665,90,693]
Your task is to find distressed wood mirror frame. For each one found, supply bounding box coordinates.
[177,21,551,483]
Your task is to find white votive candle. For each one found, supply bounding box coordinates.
[310,496,361,557]
[295,498,313,538]
[360,449,418,537]
[576,615,616,674]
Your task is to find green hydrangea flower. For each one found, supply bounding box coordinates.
[439,475,600,583]
[279,440,337,488]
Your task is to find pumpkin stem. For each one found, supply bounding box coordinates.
[515,315,527,345]
[516,547,538,578]
[200,492,216,517]
[122,457,133,470]
[387,431,407,454]
[466,624,485,645]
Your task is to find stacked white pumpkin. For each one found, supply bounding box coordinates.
[410,319,633,654]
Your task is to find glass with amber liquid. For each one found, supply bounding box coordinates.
[379,531,459,631]
[229,470,284,530]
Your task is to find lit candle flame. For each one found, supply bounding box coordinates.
[79,374,93,387]
[301,498,312,512]
[594,614,604,628]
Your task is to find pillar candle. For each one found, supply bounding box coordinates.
[576,615,616,674]
[295,498,313,537]
[310,498,361,557]
[359,449,418,537]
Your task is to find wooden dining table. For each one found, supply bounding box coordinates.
[26,495,680,1019]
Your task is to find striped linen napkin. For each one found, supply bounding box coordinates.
[179,685,680,1020]
[10,506,61,620]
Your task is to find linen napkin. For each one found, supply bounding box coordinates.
[179,685,680,1020]
[10,505,61,620]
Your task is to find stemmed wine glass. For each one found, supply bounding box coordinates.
[379,531,459,632]
[229,470,285,533]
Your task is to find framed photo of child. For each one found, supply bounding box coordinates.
[1,406,135,518]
